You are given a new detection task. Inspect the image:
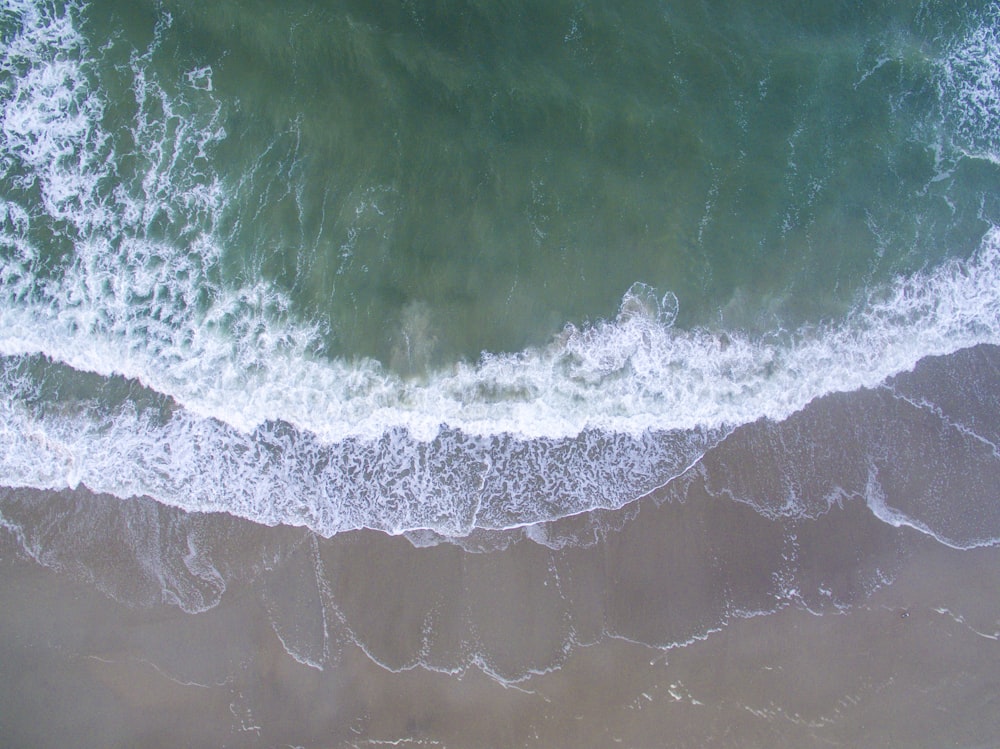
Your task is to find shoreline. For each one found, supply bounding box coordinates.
[1,345,999,746]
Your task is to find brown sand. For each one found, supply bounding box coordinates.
[2,348,1000,747]
[1,480,998,748]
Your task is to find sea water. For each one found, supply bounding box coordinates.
[2,0,1000,537]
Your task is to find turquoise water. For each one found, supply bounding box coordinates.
[83,0,994,363]
[2,0,1000,535]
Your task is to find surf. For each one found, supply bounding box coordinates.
[2,0,1000,537]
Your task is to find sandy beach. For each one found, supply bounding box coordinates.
[2,420,999,748]
[4,349,1000,747]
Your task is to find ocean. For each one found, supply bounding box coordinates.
[1,0,1000,746]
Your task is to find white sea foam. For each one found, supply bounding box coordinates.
[937,2,1000,164]
[2,0,1000,535]
[858,464,995,551]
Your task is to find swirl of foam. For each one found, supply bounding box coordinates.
[936,2,1000,164]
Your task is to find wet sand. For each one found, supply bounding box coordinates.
[2,347,1000,748]
[1,485,998,748]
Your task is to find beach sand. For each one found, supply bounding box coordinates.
[2,349,1000,748]
[1,470,998,748]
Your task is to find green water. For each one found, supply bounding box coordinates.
[19,0,1000,374]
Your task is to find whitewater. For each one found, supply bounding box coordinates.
[3,0,1000,536]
